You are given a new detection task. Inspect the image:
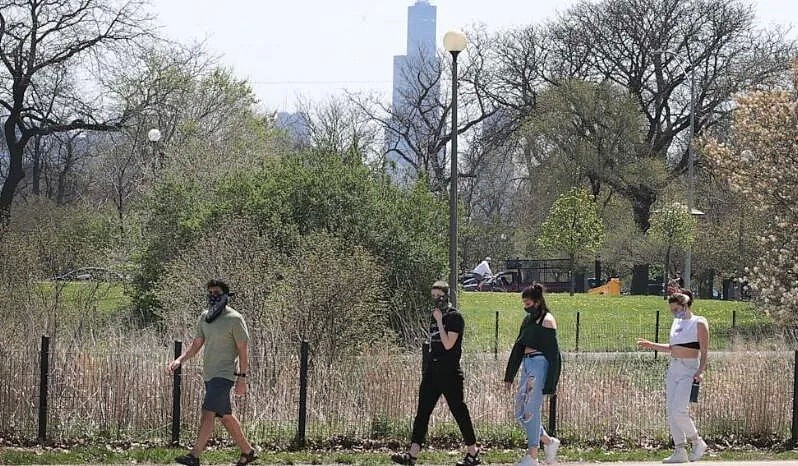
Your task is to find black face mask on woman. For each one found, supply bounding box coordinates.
[525,303,544,321]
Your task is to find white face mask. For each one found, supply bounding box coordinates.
[674,307,688,319]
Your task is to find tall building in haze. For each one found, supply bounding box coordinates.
[388,0,439,183]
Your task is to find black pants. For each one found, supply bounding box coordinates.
[411,365,477,446]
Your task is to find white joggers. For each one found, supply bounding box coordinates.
[666,358,700,445]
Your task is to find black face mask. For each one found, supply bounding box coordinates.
[434,295,449,311]
[206,293,228,323]
[525,304,543,320]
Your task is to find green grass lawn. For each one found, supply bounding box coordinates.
[2,445,797,464]
[36,281,130,316]
[458,292,769,352]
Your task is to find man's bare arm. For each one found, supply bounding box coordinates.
[167,337,204,374]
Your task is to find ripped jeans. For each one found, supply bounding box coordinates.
[515,354,549,448]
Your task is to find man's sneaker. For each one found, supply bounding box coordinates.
[235,449,258,466]
[175,453,200,466]
[543,437,561,464]
[689,438,707,462]
[515,455,538,466]
[662,446,689,464]
[456,448,481,466]
[391,452,417,465]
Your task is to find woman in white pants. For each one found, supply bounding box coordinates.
[637,292,709,463]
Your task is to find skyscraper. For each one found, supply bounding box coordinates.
[388,1,439,183]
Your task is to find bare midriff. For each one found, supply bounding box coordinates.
[670,345,700,359]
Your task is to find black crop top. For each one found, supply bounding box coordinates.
[673,341,701,349]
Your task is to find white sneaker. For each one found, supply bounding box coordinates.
[543,437,560,464]
[690,438,707,462]
[663,447,689,463]
[515,455,539,466]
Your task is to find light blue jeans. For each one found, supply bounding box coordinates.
[515,355,549,448]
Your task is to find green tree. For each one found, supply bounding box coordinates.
[537,188,605,295]
[135,151,447,339]
[648,202,697,291]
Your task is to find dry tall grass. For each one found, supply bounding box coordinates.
[0,342,793,447]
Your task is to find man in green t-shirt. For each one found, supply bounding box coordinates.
[167,279,257,466]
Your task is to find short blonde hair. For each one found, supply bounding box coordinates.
[431,281,449,294]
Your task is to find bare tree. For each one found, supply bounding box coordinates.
[547,0,794,230]
[349,37,500,192]
[90,42,260,241]
[294,95,381,164]
[0,0,153,219]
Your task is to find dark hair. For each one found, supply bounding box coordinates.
[521,283,550,314]
[206,279,230,295]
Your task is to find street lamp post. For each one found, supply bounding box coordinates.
[653,50,698,290]
[685,64,697,291]
[443,30,467,307]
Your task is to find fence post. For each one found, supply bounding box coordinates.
[494,311,499,360]
[37,335,50,443]
[575,311,581,352]
[295,340,309,449]
[654,310,661,360]
[171,340,183,445]
[548,394,558,437]
[791,350,798,449]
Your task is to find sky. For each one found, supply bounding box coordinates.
[151,0,798,113]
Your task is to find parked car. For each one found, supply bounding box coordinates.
[50,267,126,282]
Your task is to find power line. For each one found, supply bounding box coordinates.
[249,80,392,85]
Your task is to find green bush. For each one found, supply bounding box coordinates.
[135,151,448,341]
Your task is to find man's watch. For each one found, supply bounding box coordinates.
[234,372,248,378]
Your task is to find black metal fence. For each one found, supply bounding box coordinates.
[2,336,797,449]
[465,308,787,356]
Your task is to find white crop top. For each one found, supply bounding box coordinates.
[669,315,708,348]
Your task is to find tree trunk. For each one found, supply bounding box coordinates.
[117,191,126,243]
[31,136,42,196]
[0,118,25,220]
[631,264,650,295]
[663,245,671,299]
[630,187,657,295]
[569,254,575,296]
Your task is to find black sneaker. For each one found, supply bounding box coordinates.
[456,449,481,466]
[391,452,417,465]
[175,453,200,466]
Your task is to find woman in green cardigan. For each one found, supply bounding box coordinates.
[504,284,562,466]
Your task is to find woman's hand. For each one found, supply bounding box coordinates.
[636,338,652,351]
[693,372,704,383]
